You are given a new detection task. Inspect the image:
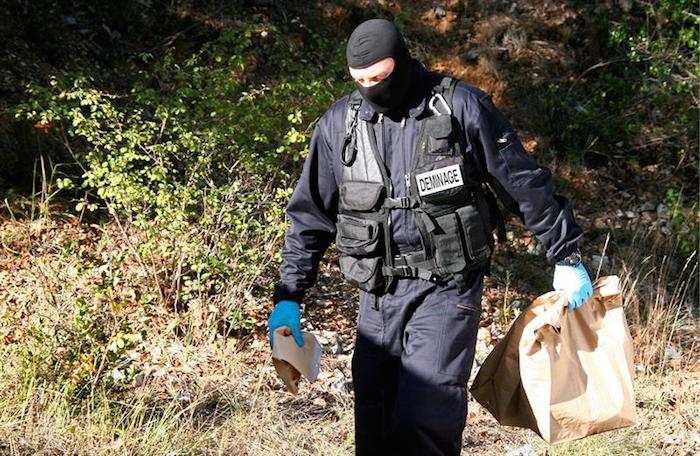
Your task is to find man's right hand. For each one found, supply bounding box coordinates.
[267,300,304,348]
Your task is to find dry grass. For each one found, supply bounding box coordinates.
[0,355,355,455]
[1,211,697,455]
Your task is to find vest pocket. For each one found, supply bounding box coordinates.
[339,256,385,293]
[432,205,492,277]
[340,182,385,212]
[432,213,467,274]
[336,215,381,256]
[425,115,454,155]
[455,205,491,265]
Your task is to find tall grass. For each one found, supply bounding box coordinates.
[617,229,698,372]
[2,218,697,455]
[0,336,354,455]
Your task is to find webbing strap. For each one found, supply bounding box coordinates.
[382,196,419,210]
[428,76,457,116]
[390,248,439,279]
[341,94,362,166]
[382,265,436,282]
[415,209,437,233]
[393,251,425,265]
[393,250,435,267]
[432,76,453,95]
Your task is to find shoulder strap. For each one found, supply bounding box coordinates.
[341,91,362,166]
[445,78,458,110]
[438,76,457,102]
[427,76,456,117]
[341,91,386,185]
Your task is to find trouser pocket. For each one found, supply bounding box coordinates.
[437,299,481,382]
[339,256,385,293]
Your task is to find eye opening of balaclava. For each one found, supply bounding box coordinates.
[346,18,412,114]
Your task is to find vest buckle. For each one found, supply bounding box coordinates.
[382,196,416,210]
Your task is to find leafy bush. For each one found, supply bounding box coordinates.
[13,19,348,310]
[551,0,698,175]
[7,16,350,395]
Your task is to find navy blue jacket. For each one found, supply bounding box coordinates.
[273,62,583,305]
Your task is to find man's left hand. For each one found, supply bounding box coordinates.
[553,263,594,312]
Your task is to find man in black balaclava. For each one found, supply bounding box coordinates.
[345,18,413,114]
[269,18,593,455]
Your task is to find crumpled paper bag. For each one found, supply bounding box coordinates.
[271,327,322,394]
[470,275,636,443]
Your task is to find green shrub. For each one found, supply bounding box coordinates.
[13,19,348,310]
[552,0,698,174]
[7,17,351,395]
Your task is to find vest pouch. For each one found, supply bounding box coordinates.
[432,212,467,274]
[425,115,454,155]
[339,255,385,293]
[413,156,471,204]
[340,182,385,212]
[336,214,381,256]
[455,204,492,266]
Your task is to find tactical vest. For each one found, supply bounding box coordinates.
[336,77,501,297]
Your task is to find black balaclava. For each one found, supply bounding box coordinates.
[346,19,413,114]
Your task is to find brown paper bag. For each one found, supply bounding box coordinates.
[470,275,636,443]
[271,327,322,395]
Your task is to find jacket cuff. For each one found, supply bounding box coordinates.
[550,244,581,265]
[272,282,306,306]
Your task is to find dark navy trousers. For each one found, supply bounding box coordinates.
[351,270,484,456]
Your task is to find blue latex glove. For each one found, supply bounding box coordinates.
[552,262,594,312]
[267,300,304,348]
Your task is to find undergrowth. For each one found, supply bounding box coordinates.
[3,11,349,396]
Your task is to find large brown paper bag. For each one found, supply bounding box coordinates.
[470,275,636,444]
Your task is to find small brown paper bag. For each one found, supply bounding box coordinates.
[470,275,636,443]
[271,327,322,395]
